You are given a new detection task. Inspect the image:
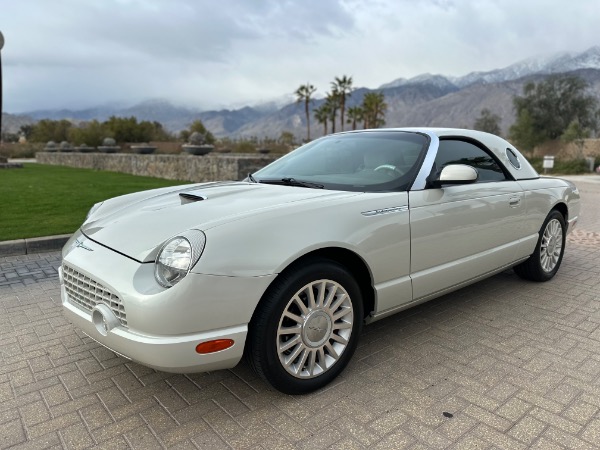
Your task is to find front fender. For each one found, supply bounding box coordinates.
[192,192,411,288]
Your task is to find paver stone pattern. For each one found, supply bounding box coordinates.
[1,180,599,449]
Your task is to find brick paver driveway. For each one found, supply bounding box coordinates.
[1,179,599,449]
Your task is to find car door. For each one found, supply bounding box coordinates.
[409,138,525,300]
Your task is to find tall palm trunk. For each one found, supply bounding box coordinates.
[331,75,353,133]
[294,83,316,142]
[304,100,310,141]
[331,112,336,134]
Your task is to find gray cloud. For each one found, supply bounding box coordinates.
[0,0,598,112]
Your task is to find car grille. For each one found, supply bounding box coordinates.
[62,264,128,327]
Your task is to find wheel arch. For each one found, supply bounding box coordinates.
[552,201,568,222]
[253,247,376,322]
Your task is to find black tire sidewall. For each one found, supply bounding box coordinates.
[251,258,363,394]
[533,210,566,281]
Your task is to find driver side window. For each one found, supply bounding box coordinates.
[435,139,508,182]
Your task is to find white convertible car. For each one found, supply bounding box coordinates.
[60,128,580,394]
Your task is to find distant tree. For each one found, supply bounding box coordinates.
[19,124,34,139]
[509,75,598,152]
[362,92,387,129]
[278,131,296,147]
[189,120,208,134]
[30,119,72,143]
[104,116,138,143]
[314,104,330,136]
[179,130,191,142]
[68,120,107,147]
[295,83,317,142]
[346,106,364,131]
[151,121,172,141]
[325,92,340,133]
[473,109,502,135]
[510,110,542,154]
[135,121,155,142]
[28,116,172,146]
[101,116,173,143]
[331,75,353,131]
[188,119,215,144]
[561,118,590,159]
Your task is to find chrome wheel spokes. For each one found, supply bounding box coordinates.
[277,279,353,379]
[540,218,563,272]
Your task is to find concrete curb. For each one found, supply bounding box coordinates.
[0,234,71,257]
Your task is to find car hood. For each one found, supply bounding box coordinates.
[82,181,356,262]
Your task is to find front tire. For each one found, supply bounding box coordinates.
[514,210,566,282]
[247,258,363,394]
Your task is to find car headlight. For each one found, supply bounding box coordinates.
[86,202,104,220]
[155,230,206,288]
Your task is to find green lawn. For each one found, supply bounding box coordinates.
[0,164,186,241]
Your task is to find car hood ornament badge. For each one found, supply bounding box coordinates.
[73,238,94,251]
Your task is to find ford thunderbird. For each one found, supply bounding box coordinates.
[60,128,580,394]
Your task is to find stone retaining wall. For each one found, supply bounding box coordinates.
[36,152,280,182]
[533,138,600,159]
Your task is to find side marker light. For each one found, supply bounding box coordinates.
[195,339,234,354]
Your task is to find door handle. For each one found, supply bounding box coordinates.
[509,197,521,207]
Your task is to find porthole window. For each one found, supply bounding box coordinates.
[506,148,521,169]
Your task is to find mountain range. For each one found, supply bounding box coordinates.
[3,46,600,139]
[380,45,600,89]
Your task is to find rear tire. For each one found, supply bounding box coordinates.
[514,210,566,282]
[246,258,363,394]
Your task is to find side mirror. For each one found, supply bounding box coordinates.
[432,164,478,188]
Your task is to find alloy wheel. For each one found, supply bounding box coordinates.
[276,279,354,378]
[540,218,563,272]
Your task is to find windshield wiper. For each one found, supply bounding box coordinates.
[259,178,324,189]
[247,173,258,183]
[282,178,325,189]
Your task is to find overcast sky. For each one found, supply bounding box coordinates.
[1,0,599,113]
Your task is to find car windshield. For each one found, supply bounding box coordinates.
[254,131,429,192]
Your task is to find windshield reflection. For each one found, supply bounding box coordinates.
[254,131,429,192]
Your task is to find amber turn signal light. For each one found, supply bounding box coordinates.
[195,339,234,354]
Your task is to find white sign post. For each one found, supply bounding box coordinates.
[543,156,554,174]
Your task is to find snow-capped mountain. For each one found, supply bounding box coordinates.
[250,94,297,113]
[380,74,457,90]
[548,46,600,73]
[380,46,600,90]
[448,52,573,87]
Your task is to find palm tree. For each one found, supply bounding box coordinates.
[314,104,330,136]
[331,75,353,131]
[346,106,364,131]
[325,92,340,134]
[362,92,388,129]
[294,83,317,141]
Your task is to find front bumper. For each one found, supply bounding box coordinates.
[62,293,247,372]
[60,232,276,373]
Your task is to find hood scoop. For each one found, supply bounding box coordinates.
[179,192,206,205]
